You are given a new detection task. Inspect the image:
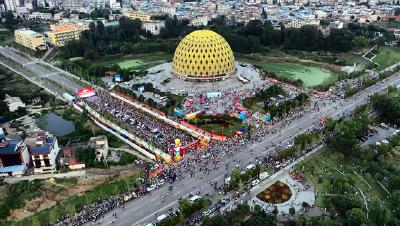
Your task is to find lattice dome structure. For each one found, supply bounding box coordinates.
[172,30,235,81]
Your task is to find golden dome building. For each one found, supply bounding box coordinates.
[172,30,235,81]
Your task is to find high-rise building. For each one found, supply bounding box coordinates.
[4,0,18,11]
[63,0,81,11]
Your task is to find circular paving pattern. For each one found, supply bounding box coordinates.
[256,181,292,204]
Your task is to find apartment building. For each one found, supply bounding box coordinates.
[0,140,30,177]
[25,131,60,174]
[46,24,80,47]
[123,10,152,22]
[14,28,47,51]
[142,20,165,35]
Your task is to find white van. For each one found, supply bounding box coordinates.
[246,164,256,171]
[188,195,202,204]
[157,214,168,222]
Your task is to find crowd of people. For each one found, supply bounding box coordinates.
[85,91,196,152]
[55,82,343,225]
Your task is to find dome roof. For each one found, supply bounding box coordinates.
[172,30,235,81]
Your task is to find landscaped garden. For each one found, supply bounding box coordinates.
[256,181,292,204]
[92,52,172,71]
[372,46,400,70]
[189,115,247,137]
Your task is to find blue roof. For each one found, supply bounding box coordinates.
[31,146,50,154]
[0,164,27,173]
[0,141,19,155]
[104,21,119,27]
[45,137,54,144]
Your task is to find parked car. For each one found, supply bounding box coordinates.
[146,184,157,192]
[251,179,260,186]
[157,179,165,186]
[157,214,168,222]
[202,209,212,217]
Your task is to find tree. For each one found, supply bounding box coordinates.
[261,8,268,19]
[289,207,295,216]
[391,190,400,218]
[371,92,400,126]
[328,195,363,216]
[345,208,366,226]
[395,8,400,16]
[3,11,19,30]
[352,36,369,48]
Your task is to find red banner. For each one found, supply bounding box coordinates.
[77,87,95,98]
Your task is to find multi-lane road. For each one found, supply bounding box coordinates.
[0,46,399,226]
[0,46,84,94]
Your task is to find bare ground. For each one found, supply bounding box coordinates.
[7,168,136,221]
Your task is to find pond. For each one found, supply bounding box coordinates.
[37,112,75,136]
[242,59,337,87]
[269,63,335,87]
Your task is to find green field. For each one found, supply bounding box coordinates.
[241,58,337,87]
[373,46,400,70]
[342,52,370,66]
[118,59,143,69]
[92,52,172,71]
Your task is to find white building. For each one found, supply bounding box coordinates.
[28,12,53,20]
[4,95,25,112]
[88,136,109,162]
[63,0,82,11]
[160,6,176,16]
[25,131,60,174]
[142,20,165,35]
[286,19,320,28]
[314,10,328,19]
[4,0,18,11]
[190,16,209,27]
[109,0,121,9]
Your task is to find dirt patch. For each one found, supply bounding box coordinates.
[243,54,342,72]
[7,168,136,221]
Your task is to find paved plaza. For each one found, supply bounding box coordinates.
[142,62,266,95]
[248,174,315,215]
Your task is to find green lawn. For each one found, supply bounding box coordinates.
[240,58,338,88]
[190,115,247,137]
[342,52,370,66]
[118,59,143,69]
[92,52,172,71]
[373,46,400,70]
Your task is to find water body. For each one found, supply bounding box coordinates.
[37,112,75,136]
[265,63,335,87]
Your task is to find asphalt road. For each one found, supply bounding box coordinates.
[0,47,83,93]
[1,46,399,226]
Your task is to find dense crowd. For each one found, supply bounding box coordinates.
[57,86,342,226]
[85,91,195,152]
